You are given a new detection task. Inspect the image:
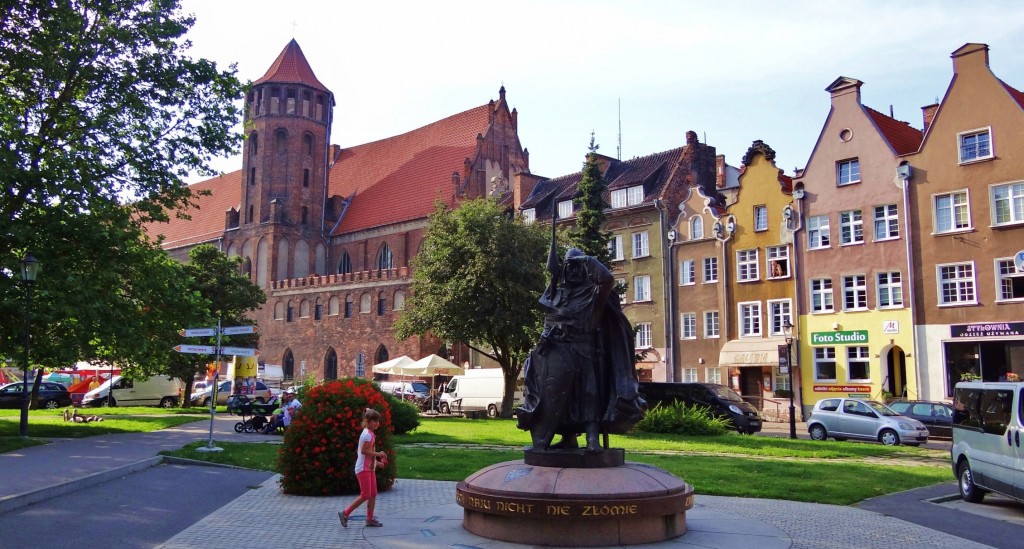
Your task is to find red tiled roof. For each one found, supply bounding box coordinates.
[254,39,329,93]
[328,104,492,233]
[865,106,923,156]
[147,171,241,249]
[1000,79,1024,110]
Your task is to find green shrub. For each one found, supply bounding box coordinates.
[636,401,731,436]
[278,377,397,496]
[381,391,420,434]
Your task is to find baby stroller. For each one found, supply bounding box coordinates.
[232,394,278,433]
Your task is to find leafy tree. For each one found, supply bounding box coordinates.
[568,133,612,267]
[0,1,244,373]
[395,199,548,417]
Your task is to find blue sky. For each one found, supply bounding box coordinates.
[179,0,1024,181]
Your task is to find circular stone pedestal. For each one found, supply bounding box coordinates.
[456,459,694,547]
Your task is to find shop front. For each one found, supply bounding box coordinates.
[719,337,795,418]
[941,322,1024,395]
[803,328,913,408]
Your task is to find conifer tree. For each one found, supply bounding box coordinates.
[568,133,612,268]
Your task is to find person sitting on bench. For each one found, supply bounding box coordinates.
[263,389,301,433]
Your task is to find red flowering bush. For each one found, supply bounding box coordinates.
[278,377,397,495]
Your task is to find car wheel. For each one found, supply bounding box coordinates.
[958,460,986,503]
[159,397,176,408]
[879,429,900,446]
[809,424,828,441]
[99,397,116,408]
[439,402,450,415]
[234,422,245,433]
[487,404,499,418]
[202,397,211,407]
[42,399,60,410]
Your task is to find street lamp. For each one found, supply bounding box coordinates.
[782,319,797,439]
[20,253,39,437]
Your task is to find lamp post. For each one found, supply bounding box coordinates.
[20,253,39,437]
[782,319,796,439]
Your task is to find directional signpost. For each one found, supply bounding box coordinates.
[176,321,259,453]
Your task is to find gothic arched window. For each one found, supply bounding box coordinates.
[376,243,394,270]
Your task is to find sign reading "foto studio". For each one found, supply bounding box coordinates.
[810,330,869,346]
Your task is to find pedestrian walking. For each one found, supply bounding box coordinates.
[338,408,387,528]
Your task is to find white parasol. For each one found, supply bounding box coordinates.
[370,355,415,375]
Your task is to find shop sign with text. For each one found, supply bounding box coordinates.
[950,322,1024,338]
[813,385,872,393]
[810,330,869,346]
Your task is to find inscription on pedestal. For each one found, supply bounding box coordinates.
[455,485,694,519]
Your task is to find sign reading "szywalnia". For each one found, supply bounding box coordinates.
[810,330,869,346]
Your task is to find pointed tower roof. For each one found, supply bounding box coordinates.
[254,39,329,93]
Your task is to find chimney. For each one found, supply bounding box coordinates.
[715,155,727,189]
[512,172,543,210]
[921,104,939,132]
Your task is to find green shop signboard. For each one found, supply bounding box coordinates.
[810,330,869,346]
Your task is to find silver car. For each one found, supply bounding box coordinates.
[807,398,929,446]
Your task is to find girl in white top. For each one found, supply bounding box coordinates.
[339,408,386,528]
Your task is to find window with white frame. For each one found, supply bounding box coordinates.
[704,310,720,338]
[690,216,704,240]
[703,257,718,283]
[842,274,867,310]
[959,128,992,163]
[739,301,761,337]
[635,322,652,349]
[811,278,834,312]
[847,346,870,381]
[768,299,792,336]
[557,200,574,219]
[837,158,861,185]
[737,249,759,281]
[683,368,698,382]
[608,234,624,261]
[992,182,1024,225]
[995,258,1024,301]
[632,231,649,258]
[680,259,695,285]
[934,190,970,233]
[808,215,831,249]
[873,204,899,240]
[611,189,627,209]
[814,347,837,380]
[615,278,627,304]
[775,368,790,391]
[627,185,644,205]
[840,210,864,245]
[522,208,536,224]
[633,275,651,302]
[681,312,697,339]
[706,367,722,384]
[766,245,789,278]
[754,205,768,231]
[877,271,903,308]
[937,262,976,305]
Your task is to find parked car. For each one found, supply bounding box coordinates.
[190,380,272,407]
[0,381,73,410]
[638,382,762,434]
[887,400,953,438]
[807,397,929,446]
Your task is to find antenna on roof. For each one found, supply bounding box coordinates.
[291,20,297,37]
[617,98,622,160]
[890,104,894,118]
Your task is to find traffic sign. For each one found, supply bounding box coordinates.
[180,328,217,337]
[221,346,259,357]
[221,325,256,336]
[175,344,216,354]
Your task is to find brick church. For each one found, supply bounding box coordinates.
[150,40,532,382]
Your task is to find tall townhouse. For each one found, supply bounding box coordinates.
[519,131,717,382]
[793,77,923,413]
[718,141,799,419]
[904,43,1024,397]
[671,156,737,385]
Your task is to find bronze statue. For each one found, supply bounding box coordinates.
[517,228,645,452]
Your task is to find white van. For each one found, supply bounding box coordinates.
[951,381,1024,503]
[439,369,519,417]
[80,375,183,408]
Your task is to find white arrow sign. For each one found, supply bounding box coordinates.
[180,328,217,337]
[221,346,259,357]
[174,344,216,354]
[221,325,256,336]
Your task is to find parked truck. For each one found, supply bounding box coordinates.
[439,369,520,417]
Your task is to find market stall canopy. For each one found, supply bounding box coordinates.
[406,354,465,377]
[370,355,415,375]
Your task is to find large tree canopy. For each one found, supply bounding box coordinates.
[0,1,244,371]
[395,199,548,417]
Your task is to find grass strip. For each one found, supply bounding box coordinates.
[0,415,203,438]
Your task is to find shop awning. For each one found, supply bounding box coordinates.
[719,337,789,367]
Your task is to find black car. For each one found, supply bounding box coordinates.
[638,382,762,434]
[887,400,952,438]
[0,381,73,410]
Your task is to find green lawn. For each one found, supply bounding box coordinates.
[0,411,204,438]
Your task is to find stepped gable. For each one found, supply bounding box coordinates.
[327,104,492,234]
[864,106,923,156]
[148,170,242,249]
[253,39,329,93]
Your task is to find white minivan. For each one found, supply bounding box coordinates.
[80,375,183,408]
[439,369,519,417]
[951,381,1024,503]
